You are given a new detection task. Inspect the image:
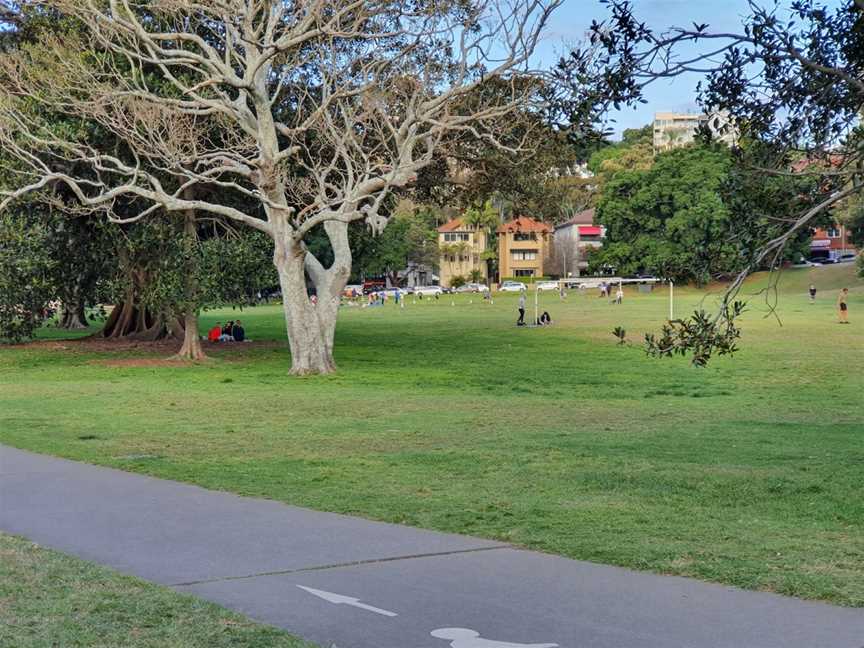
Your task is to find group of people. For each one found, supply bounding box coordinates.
[516,293,553,327]
[809,284,851,323]
[598,281,624,304]
[207,320,246,343]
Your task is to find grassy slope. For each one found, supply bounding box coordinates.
[0,533,315,648]
[1,265,862,605]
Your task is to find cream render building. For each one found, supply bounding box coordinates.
[436,218,490,287]
[653,111,737,153]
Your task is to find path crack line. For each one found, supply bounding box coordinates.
[170,545,509,587]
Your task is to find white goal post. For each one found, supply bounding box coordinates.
[532,277,676,322]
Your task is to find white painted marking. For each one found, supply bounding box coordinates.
[431,627,558,648]
[296,585,398,617]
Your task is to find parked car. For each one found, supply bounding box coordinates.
[414,285,444,296]
[456,282,489,293]
[805,258,825,266]
[536,280,559,292]
[499,281,527,292]
[837,253,858,263]
[819,258,838,265]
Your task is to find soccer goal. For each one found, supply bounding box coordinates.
[535,277,676,322]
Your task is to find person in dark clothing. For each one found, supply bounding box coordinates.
[232,320,245,342]
[517,293,526,326]
[539,311,552,325]
[219,321,235,342]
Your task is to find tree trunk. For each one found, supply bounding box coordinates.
[275,242,336,375]
[172,311,206,361]
[101,291,169,340]
[59,301,88,330]
[171,206,207,361]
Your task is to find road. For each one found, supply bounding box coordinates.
[2,445,863,648]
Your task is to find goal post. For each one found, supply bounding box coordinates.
[553,276,675,321]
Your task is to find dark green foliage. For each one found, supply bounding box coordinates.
[0,209,57,341]
[593,146,736,283]
[593,144,822,284]
[644,302,746,367]
[354,209,438,285]
[135,218,277,320]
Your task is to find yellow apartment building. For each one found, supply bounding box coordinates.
[436,218,490,287]
[497,217,553,280]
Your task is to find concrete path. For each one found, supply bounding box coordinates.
[2,445,863,648]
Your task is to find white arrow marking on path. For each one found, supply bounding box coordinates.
[431,628,558,648]
[296,585,398,617]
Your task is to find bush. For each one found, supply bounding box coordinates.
[450,275,467,288]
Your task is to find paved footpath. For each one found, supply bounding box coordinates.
[2,445,863,648]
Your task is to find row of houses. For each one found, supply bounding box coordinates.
[436,209,605,287]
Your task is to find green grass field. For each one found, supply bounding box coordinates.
[1,264,862,605]
[0,533,315,648]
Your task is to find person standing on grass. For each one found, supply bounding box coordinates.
[809,284,817,303]
[614,285,623,305]
[838,288,850,323]
[517,292,526,326]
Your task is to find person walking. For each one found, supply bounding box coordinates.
[838,288,850,323]
[517,292,526,326]
[809,283,817,303]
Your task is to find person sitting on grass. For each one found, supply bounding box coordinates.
[208,323,222,343]
[219,321,235,342]
[231,320,245,342]
[539,311,552,325]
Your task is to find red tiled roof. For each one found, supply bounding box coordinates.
[790,154,846,173]
[558,208,595,227]
[496,216,553,234]
[437,218,465,233]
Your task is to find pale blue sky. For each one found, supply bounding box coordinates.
[535,0,790,138]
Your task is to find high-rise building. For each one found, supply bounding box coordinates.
[653,111,737,152]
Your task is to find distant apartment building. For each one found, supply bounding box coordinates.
[497,217,553,280]
[653,111,737,153]
[436,218,490,287]
[552,208,605,276]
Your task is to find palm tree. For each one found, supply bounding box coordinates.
[462,201,499,281]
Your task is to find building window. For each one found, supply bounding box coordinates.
[443,232,470,242]
[512,249,538,261]
[514,269,535,277]
[514,232,536,241]
[827,228,841,238]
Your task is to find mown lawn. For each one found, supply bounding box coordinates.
[1,264,863,605]
[0,533,315,648]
